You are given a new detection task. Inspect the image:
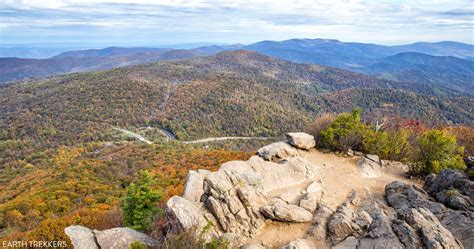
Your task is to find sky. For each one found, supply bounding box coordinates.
[0,0,473,47]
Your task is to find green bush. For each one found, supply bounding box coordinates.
[362,129,389,158]
[320,108,368,151]
[385,130,412,162]
[411,130,466,176]
[363,129,412,162]
[123,170,162,232]
[129,241,148,249]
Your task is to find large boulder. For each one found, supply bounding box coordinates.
[257,142,299,161]
[261,202,313,223]
[385,181,445,215]
[166,196,220,240]
[422,169,474,248]
[357,211,404,249]
[286,133,315,150]
[424,169,473,211]
[94,227,158,249]
[396,207,463,249]
[182,169,211,202]
[441,210,474,248]
[64,225,99,249]
[327,203,373,245]
[357,156,382,178]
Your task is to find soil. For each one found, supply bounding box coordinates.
[244,148,420,248]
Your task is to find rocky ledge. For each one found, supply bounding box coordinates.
[65,132,474,249]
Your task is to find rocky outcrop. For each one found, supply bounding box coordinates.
[95,227,159,249]
[64,226,99,249]
[357,207,404,249]
[165,196,220,240]
[384,180,465,249]
[396,207,462,249]
[286,133,315,150]
[327,192,373,245]
[64,226,158,249]
[423,169,474,248]
[261,201,313,222]
[182,169,211,202]
[385,181,445,215]
[164,133,317,241]
[64,135,473,249]
[424,169,473,211]
[257,142,299,161]
[441,210,474,248]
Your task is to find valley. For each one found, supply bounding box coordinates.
[0,40,473,248]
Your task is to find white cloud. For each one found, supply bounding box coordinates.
[0,0,472,45]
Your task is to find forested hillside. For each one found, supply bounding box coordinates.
[1,51,471,149]
[1,49,473,244]
[359,52,474,93]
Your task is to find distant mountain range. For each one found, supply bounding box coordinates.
[1,39,473,94]
[357,52,474,93]
[2,50,472,149]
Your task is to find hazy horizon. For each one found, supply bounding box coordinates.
[1,0,473,46]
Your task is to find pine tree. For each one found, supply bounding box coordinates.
[123,170,162,231]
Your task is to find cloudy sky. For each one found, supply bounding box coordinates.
[1,0,473,46]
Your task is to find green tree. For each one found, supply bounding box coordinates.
[412,130,466,175]
[320,108,368,151]
[123,170,162,232]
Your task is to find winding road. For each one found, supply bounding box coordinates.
[112,127,153,144]
[113,127,269,145]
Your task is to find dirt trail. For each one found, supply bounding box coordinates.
[245,149,419,248]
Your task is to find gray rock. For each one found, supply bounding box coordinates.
[166,196,219,240]
[441,210,474,249]
[307,204,333,241]
[332,236,358,249]
[364,154,380,164]
[257,142,299,161]
[357,157,382,178]
[385,181,445,215]
[327,202,372,245]
[286,132,316,150]
[282,238,316,249]
[306,181,323,194]
[94,227,158,249]
[436,190,472,211]
[392,219,421,249]
[358,211,404,249]
[299,192,320,213]
[347,149,355,157]
[354,151,364,156]
[182,169,211,202]
[423,169,473,211]
[64,225,99,249]
[396,207,463,249]
[261,203,313,222]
